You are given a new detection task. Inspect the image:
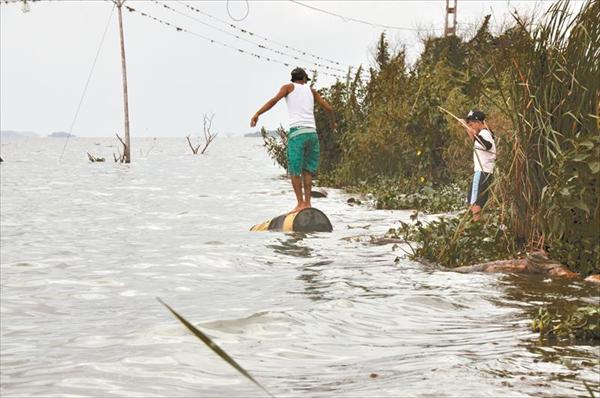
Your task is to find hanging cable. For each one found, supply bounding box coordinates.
[126,5,348,80]
[60,3,115,161]
[289,0,443,32]
[226,0,249,22]
[152,1,355,77]
[177,1,357,72]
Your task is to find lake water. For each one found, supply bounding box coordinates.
[1,137,598,397]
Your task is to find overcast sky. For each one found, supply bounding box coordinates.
[1,0,558,137]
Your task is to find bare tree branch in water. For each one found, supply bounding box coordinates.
[187,114,218,155]
[186,135,201,154]
[113,133,127,163]
[87,152,105,162]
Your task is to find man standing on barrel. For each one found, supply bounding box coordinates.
[251,67,336,214]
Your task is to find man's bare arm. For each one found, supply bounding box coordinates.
[250,84,292,127]
[312,88,337,130]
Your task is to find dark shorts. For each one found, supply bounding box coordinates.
[468,171,492,207]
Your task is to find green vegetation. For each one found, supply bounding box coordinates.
[387,211,518,268]
[262,0,599,275]
[261,126,287,170]
[532,306,600,343]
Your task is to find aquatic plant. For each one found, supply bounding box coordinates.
[388,211,518,268]
[532,306,600,343]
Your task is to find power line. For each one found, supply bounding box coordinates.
[153,1,351,76]
[126,5,348,80]
[226,0,249,22]
[177,0,362,74]
[60,2,115,160]
[288,0,443,32]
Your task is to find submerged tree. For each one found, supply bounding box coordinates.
[187,113,218,155]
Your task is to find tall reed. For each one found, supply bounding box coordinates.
[494,0,600,273]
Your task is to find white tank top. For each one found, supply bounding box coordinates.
[285,83,316,129]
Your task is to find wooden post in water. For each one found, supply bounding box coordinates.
[115,0,131,163]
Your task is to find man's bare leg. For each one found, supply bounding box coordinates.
[289,175,304,213]
[301,171,313,210]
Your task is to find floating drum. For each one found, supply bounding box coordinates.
[250,208,333,233]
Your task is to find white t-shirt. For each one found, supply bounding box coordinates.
[473,128,496,173]
[285,83,316,129]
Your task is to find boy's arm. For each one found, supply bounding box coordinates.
[312,88,337,130]
[251,84,292,127]
[460,119,477,139]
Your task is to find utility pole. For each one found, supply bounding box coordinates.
[114,0,131,163]
[444,0,457,37]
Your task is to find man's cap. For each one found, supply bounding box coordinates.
[466,109,485,122]
[291,67,310,82]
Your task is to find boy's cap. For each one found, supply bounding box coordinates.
[291,67,310,82]
[466,109,485,121]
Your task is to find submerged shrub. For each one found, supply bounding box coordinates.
[532,306,600,343]
[389,211,518,268]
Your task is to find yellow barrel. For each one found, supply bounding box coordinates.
[250,208,333,232]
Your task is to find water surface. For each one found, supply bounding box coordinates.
[1,137,598,397]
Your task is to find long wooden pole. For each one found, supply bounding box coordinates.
[116,0,131,163]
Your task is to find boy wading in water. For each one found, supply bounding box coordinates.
[462,110,496,221]
[250,67,336,214]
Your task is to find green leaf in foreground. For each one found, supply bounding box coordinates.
[157,297,275,398]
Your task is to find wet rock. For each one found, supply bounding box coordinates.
[347,197,362,206]
[584,274,600,284]
[311,189,328,198]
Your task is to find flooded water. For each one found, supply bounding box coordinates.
[1,137,598,397]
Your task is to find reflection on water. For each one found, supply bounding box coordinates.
[0,137,598,397]
[267,234,312,258]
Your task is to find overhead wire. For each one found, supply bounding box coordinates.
[288,0,444,32]
[60,2,115,161]
[153,1,353,77]
[176,0,360,74]
[125,4,348,80]
[226,0,249,22]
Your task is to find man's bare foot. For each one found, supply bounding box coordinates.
[288,204,304,214]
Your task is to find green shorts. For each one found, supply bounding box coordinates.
[287,127,320,176]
